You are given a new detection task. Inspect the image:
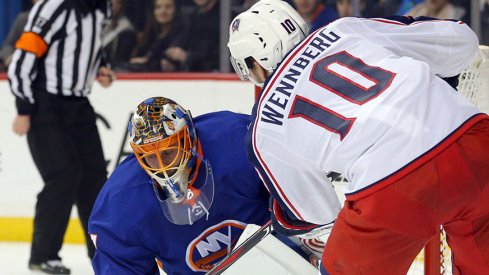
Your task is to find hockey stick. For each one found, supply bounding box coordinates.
[206,220,274,275]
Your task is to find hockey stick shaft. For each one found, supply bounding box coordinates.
[206,220,274,275]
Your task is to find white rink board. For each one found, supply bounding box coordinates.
[0,79,254,217]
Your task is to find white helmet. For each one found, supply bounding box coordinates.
[227,0,309,85]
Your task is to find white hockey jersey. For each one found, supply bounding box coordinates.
[248,17,485,225]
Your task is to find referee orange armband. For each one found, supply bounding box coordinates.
[15,32,48,58]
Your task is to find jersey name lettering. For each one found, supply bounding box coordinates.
[261,29,341,126]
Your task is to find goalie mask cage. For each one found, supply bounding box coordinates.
[254,45,489,275]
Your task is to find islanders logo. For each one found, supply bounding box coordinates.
[186,220,247,272]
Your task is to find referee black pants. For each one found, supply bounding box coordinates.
[27,92,107,264]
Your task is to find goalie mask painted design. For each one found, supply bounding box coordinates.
[227,0,309,86]
[129,97,214,225]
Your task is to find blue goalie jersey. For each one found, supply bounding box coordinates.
[89,111,270,274]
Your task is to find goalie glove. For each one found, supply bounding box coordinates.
[270,199,334,239]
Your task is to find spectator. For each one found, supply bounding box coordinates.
[129,0,187,72]
[8,0,113,273]
[292,0,339,32]
[406,0,465,19]
[102,0,137,71]
[165,0,220,72]
[0,0,40,71]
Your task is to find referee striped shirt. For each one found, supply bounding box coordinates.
[8,0,109,115]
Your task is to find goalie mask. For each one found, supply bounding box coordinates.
[227,0,308,86]
[129,97,214,225]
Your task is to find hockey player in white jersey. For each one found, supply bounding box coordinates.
[228,0,489,274]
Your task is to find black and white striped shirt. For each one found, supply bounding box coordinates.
[8,0,109,114]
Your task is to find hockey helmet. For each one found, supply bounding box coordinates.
[128,97,214,225]
[227,0,309,86]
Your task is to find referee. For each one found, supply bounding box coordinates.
[8,1,114,274]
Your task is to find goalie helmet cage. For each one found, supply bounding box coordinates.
[253,45,489,275]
